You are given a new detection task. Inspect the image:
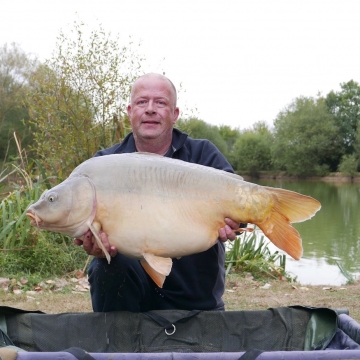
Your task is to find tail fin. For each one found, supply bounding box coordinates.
[257,188,321,260]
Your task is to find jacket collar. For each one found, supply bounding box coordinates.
[116,128,188,155]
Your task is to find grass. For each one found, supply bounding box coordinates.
[226,229,290,281]
[0,160,88,278]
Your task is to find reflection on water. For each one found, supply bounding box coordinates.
[251,179,360,285]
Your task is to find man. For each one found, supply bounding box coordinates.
[75,73,240,312]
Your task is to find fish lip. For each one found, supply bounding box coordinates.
[26,211,42,227]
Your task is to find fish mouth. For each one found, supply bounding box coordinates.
[26,211,42,227]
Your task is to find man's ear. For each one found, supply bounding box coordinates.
[173,107,180,124]
[127,104,132,117]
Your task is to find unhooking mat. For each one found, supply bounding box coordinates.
[1,306,360,359]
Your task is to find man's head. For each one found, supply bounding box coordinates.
[130,73,178,107]
[127,73,180,153]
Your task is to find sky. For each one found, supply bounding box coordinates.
[1,0,360,130]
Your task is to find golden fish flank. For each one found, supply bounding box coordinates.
[235,184,274,222]
[26,153,321,288]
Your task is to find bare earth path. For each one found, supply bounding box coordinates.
[1,274,360,323]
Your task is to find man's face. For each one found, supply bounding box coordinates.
[127,75,179,141]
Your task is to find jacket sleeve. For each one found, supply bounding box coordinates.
[187,139,234,173]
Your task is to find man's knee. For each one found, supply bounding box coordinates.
[88,254,150,312]
[88,253,144,285]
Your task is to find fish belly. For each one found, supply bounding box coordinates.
[96,193,230,259]
[72,153,246,259]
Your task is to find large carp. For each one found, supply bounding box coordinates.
[26,153,321,287]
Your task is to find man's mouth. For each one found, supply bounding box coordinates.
[142,120,160,125]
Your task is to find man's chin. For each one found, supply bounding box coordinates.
[138,127,162,139]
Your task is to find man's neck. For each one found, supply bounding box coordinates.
[134,138,171,156]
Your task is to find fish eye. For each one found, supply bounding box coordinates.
[47,193,57,203]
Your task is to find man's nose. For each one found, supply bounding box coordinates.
[145,100,156,114]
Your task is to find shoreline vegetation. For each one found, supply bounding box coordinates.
[241,172,360,183]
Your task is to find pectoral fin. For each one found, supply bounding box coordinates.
[140,253,173,288]
[88,221,111,264]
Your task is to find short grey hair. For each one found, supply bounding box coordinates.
[131,73,177,107]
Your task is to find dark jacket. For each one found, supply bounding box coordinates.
[95,128,234,310]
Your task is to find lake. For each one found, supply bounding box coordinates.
[249,179,360,286]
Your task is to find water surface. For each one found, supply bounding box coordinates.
[250,179,360,285]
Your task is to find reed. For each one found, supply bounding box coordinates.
[0,168,40,250]
[225,228,289,280]
[335,261,356,285]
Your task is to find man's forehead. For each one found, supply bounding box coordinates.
[133,76,171,92]
[131,74,177,104]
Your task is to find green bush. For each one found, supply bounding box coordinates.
[0,163,88,277]
[338,154,358,177]
[225,228,291,281]
[0,233,88,277]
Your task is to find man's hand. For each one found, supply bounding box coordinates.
[218,218,240,242]
[74,230,118,258]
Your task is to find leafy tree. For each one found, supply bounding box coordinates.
[218,124,240,154]
[27,22,143,177]
[326,80,360,154]
[338,154,358,177]
[176,117,228,157]
[232,122,273,176]
[272,96,341,176]
[252,121,272,135]
[0,43,39,160]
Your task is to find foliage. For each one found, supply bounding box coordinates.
[0,234,88,277]
[1,184,36,250]
[176,117,229,156]
[231,121,273,176]
[0,159,52,251]
[0,158,88,276]
[326,80,360,155]
[225,229,290,281]
[26,21,143,177]
[338,154,358,176]
[218,124,240,154]
[0,43,39,160]
[272,96,341,175]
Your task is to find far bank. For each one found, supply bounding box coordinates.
[241,172,360,183]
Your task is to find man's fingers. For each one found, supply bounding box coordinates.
[109,246,118,257]
[218,227,226,242]
[224,217,239,230]
[224,224,236,241]
[100,232,118,257]
[74,238,83,246]
[219,218,239,242]
[75,230,117,258]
